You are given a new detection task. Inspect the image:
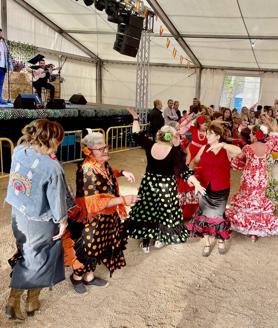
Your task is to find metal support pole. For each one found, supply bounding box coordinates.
[195,68,202,99]
[1,0,7,37]
[135,14,154,124]
[96,59,103,104]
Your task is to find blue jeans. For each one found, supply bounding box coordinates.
[0,68,6,102]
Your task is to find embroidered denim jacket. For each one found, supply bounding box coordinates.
[6,145,71,223]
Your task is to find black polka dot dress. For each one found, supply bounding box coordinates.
[127,132,193,244]
[67,159,128,277]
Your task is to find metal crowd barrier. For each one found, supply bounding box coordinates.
[0,138,14,179]
[106,124,149,153]
[0,125,144,176]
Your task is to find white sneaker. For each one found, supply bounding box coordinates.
[140,242,150,253]
[142,246,150,253]
[154,240,164,249]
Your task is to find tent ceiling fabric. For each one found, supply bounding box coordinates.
[157,0,278,69]
[23,0,190,64]
[22,0,278,69]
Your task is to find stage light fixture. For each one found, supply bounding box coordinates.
[83,0,94,5]
[106,1,129,24]
[105,0,119,16]
[95,0,106,11]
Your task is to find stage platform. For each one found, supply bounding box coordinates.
[0,104,134,143]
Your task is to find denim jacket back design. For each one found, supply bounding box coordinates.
[6,145,70,223]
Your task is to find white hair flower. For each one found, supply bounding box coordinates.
[260,125,268,135]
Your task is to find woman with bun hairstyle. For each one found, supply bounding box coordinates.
[126,108,205,253]
[226,125,278,241]
[5,119,70,320]
[187,121,241,256]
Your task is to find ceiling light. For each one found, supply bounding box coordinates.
[83,0,94,6]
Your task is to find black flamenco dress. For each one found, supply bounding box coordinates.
[127,132,193,244]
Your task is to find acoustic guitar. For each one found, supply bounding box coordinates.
[28,65,60,82]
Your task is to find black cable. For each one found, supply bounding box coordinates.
[236,0,261,70]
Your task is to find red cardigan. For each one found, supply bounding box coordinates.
[195,144,230,191]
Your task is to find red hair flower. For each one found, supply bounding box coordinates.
[255,129,265,141]
[197,115,205,125]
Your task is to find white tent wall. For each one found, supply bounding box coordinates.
[102,63,196,109]
[259,72,278,107]
[102,63,136,106]
[60,59,96,103]
[6,0,89,57]
[149,66,196,111]
[200,69,225,108]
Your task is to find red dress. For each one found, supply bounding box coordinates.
[226,137,278,237]
[187,126,207,164]
[177,126,207,221]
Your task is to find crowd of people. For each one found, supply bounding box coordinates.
[4,97,278,320]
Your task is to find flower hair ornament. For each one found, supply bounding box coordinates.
[255,125,268,141]
[163,132,172,142]
[82,146,91,156]
[260,125,268,135]
[196,115,205,125]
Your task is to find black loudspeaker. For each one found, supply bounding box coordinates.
[113,34,141,57]
[114,15,144,57]
[14,94,41,109]
[47,98,66,109]
[69,94,87,105]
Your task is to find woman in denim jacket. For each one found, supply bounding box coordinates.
[5,119,70,321]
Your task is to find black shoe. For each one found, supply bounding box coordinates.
[70,274,87,294]
[82,277,109,288]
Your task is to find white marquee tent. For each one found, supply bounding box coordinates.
[2,0,278,109]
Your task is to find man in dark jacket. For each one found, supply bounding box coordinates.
[148,99,164,141]
[189,98,201,114]
[174,100,182,120]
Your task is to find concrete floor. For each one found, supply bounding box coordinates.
[1,149,278,328]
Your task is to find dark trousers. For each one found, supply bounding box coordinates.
[0,67,6,102]
[33,80,55,100]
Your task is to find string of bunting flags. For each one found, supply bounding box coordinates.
[157,17,193,69]
[133,2,193,69]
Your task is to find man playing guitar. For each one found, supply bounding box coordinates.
[28,58,55,101]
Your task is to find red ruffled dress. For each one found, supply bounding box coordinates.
[226,136,278,237]
[177,126,207,221]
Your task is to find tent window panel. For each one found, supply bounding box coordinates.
[220,75,261,111]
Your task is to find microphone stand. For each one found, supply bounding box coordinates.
[58,56,67,98]
[3,38,11,103]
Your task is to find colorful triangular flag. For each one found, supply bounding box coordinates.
[172,47,177,58]
[143,7,148,17]
[159,26,164,37]
[166,37,171,48]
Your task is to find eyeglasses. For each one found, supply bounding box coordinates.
[92,145,109,153]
